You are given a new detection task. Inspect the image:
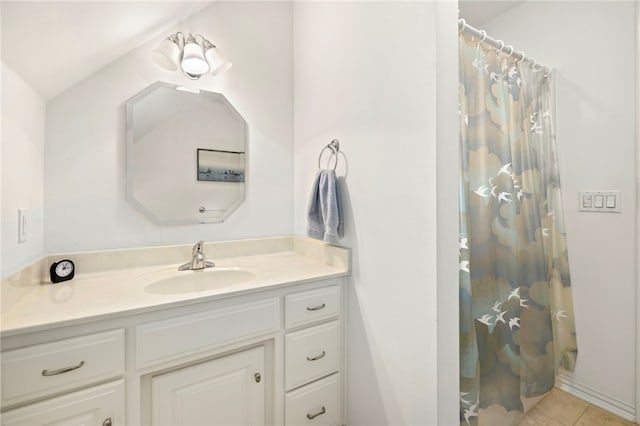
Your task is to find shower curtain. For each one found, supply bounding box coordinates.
[458,33,577,426]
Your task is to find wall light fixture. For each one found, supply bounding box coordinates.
[152,32,232,80]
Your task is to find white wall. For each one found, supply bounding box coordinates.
[1,63,45,277]
[483,1,637,417]
[293,2,440,424]
[635,2,640,423]
[44,2,293,254]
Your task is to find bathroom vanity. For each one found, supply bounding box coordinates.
[0,237,349,426]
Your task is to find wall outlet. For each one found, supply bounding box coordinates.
[18,209,28,243]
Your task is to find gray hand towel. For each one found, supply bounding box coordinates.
[307,169,344,244]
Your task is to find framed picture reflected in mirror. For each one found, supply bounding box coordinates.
[197,149,246,183]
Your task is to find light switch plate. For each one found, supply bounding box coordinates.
[579,191,621,213]
[18,208,28,243]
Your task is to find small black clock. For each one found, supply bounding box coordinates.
[50,259,75,283]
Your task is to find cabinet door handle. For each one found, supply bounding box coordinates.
[306,303,326,311]
[42,360,85,376]
[306,406,326,420]
[102,418,112,426]
[306,350,326,361]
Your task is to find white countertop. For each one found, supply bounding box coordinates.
[1,237,349,337]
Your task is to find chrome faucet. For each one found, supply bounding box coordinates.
[179,240,215,271]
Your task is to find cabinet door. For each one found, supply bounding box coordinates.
[151,346,265,426]
[1,380,124,426]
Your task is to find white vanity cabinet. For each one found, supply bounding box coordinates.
[0,277,346,426]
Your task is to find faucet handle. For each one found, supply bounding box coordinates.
[193,240,204,254]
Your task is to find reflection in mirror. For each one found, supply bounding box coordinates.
[126,82,248,225]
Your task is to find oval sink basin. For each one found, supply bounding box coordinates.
[145,268,255,295]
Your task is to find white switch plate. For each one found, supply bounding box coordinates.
[579,191,621,213]
[18,209,28,243]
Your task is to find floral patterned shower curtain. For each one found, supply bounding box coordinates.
[458,33,578,426]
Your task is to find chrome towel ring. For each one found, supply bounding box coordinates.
[317,139,340,171]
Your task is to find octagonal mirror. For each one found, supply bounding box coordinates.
[126,82,247,225]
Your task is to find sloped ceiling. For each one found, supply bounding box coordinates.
[1,1,213,101]
[2,1,525,101]
[458,1,525,27]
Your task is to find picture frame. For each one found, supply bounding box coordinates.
[197,149,246,183]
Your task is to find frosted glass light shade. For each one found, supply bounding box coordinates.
[205,46,232,76]
[181,42,209,77]
[153,32,232,79]
[152,38,181,71]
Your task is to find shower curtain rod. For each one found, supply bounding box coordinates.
[458,18,551,76]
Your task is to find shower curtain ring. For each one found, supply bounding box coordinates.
[479,30,487,42]
[516,51,526,64]
[504,45,514,56]
[496,40,505,53]
[458,18,466,33]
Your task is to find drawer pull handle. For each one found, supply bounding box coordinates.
[42,360,85,376]
[103,418,112,426]
[306,406,326,420]
[306,303,326,311]
[306,350,326,361]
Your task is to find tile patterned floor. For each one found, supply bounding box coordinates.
[519,388,637,426]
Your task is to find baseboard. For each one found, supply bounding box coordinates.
[555,371,636,422]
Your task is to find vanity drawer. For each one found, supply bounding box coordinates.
[285,321,341,390]
[285,285,341,329]
[1,329,125,406]
[136,298,279,368]
[285,373,341,426]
